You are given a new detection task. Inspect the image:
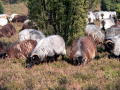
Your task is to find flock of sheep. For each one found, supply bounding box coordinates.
[0,11,119,68]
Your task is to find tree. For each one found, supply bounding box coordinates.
[27,0,89,44]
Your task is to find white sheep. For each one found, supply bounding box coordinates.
[27,35,66,67]
[19,29,45,43]
[85,23,105,43]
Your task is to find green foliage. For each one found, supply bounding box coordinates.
[0,2,4,14]
[27,0,89,44]
[101,0,120,18]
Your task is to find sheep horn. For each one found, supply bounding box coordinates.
[105,40,113,44]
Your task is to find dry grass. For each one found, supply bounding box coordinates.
[0,1,120,90]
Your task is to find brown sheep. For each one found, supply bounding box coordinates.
[69,23,104,65]
[3,40,37,59]
[69,36,96,65]
[11,15,28,23]
[0,23,16,38]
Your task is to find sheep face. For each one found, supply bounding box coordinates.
[26,55,41,68]
[104,39,114,53]
[72,56,84,65]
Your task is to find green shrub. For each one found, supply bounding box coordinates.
[27,0,89,44]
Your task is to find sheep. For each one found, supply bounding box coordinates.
[26,35,66,68]
[69,36,96,65]
[104,35,120,58]
[85,23,105,43]
[94,11,117,20]
[104,19,120,53]
[69,24,104,65]
[20,19,37,31]
[100,18,115,30]
[1,40,37,59]
[19,29,45,43]
[104,34,120,57]
[0,23,16,38]
[9,14,28,23]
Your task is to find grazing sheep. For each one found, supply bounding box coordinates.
[1,40,37,59]
[26,35,66,67]
[69,25,104,65]
[69,36,96,65]
[105,35,120,57]
[104,20,120,53]
[19,29,45,43]
[9,14,27,23]
[20,20,37,31]
[0,23,16,38]
[85,23,105,43]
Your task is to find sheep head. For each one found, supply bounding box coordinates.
[104,39,114,53]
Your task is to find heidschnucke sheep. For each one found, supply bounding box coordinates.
[104,31,120,57]
[104,19,120,53]
[9,14,28,23]
[19,29,45,43]
[20,20,38,31]
[0,14,9,26]
[1,40,37,59]
[0,23,16,38]
[26,35,66,67]
[69,23,105,65]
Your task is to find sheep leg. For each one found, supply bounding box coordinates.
[61,55,65,60]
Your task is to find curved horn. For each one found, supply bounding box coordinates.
[104,39,113,44]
